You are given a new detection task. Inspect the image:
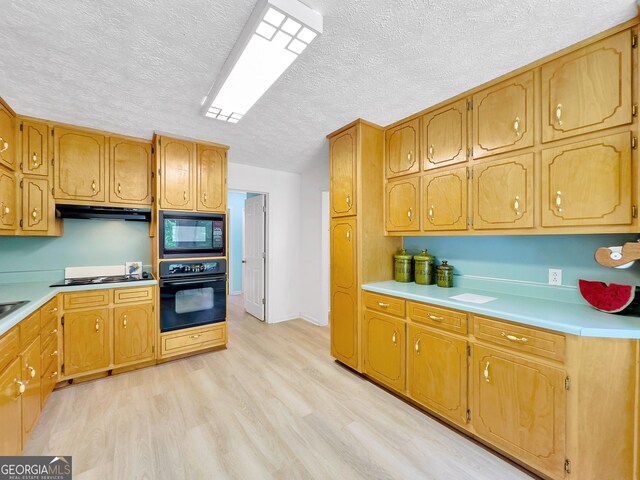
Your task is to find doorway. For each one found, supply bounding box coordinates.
[228,190,267,322]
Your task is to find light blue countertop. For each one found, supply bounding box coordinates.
[0,279,158,337]
[362,281,640,339]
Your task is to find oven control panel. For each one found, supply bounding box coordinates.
[160,259,227,277]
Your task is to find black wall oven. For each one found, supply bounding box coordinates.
[159,211,225,258]
[159,260,227,332]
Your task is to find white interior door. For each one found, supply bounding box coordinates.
[243,195,266,321]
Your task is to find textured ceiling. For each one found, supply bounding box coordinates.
[0,0,636,173]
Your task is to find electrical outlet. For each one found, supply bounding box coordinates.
[548,268,562,286]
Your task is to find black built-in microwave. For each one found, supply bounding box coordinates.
[159,211,225,258]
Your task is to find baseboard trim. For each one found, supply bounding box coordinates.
[300,314,327,326]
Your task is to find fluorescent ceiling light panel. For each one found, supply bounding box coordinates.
[201,0,322,123]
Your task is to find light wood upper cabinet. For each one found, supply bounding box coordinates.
[0,166,17,232]
[422,167,467,231]
[330,126,357,217]
[114,304,154,365]
[541,30,632,143]
[109,137,152,206]
[20,339,41,447]
[386,119,420,178]
[331,218,356,291]
[197,144,226,213]
[54,127,106,203]
[0,101,16,171]
[473,345,566,479]
[22,177,51,233]
[472,154,534,230]
[0,358,22,455]
[386,176,419,232]
[159,137,195,211]
[407,324,467,425]
[422,99,467,170]
[541,132,632,227]
[63,308,111,376]
[472,72,534,159]
[21,121,49,176]
[363,311,405,392]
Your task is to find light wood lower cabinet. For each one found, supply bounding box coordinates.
[63,308,111,376]
[0,358,22,455]
[363,311,405,392]
[160,323,227,358]
[472,344,566,479]
[20,338,41,448]
[114,304,154,364]
[407,324,468,425]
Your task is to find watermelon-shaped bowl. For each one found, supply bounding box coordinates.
[579,279,640,314]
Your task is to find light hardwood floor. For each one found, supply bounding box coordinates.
[25,295,534,479]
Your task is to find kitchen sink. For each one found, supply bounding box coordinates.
[0,301,29,320]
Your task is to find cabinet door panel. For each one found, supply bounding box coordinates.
[473,72,534,159]
[330,126,357,217]
[21,339,41,446]
[63,308,111,376]
[541,132,631,227]
[0,166,16,231]
[197,145,226,212]
[21,121,49,176]
[473,154,534,229]
[386,119,419,178]
[0,358,22,455]
[422,99,467,170]
[363,311,405,392]
[159,138,194,210]
[331,218,356,290]
[0,102,16,170]
[110,138,152,205]
[386,177,419,232]
[422,167,467,231]
[408,324,467,424]
[473,345,566,479]
[542,30,632,142]
[22,177,50,232]
[330,289,358,369]
[54,128,106,202]
[114,304,154,365]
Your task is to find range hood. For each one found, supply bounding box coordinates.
[55,205,151,222]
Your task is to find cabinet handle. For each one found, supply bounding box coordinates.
[346,229,351,240]
[428,314,443,322]
[555,191,563,212]
[203,192,208,203]
[513,195,520,216]
[555,103,563,126]
[117,183,122,193]
[190,334,202,339]
[377,302,389,308]
[407,151,412,162]
[407,208,412,220]
[428,205,434,221]
[0,137,8,153]
[183,191,187,201]
[501,332,528,343]
[50,350,58,357]
[91,180,96,192]
[428,144,434,160]
[414,338,421,354]
[391,331,397,345]
[31,207,39,220]
[0,202,9,218]
[48,371,58,380]
[49,329,58,335]
[32,152,39,167]
[346,194,351,208]
[15,379,25,396]
[95,319,100,332]
[123,315,127,328]
[27,365,36,378]
[48,308,58,314]
[513,116,521,137]
[483,361,491,383]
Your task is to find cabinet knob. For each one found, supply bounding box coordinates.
[428,205,435,221]
[203,192,208,203]
[31,207,39,220]
[377,302,389,308]
[407,208,412,220]
[27,365,36,378]
[555,103,563,126]
[345,194,351,208]
[49,328,58,335]
[407,151,412,162]
[484,361,491,383]
[0,202,9,218]
[428,314,444,322]
[391,330,397,345]
[0,137,8,153]
[123,315,127,328]
[513,116,521,137]
[49,371,58,380]
[117,183,122,194]
[513,195,521,216]
[555,191,563,212]
[50,350,58,357]
[428,144,434,160]
[183,191,187,201]
[95,319,100,332]
[48,308,58,314]
[190,334,202,339]
[32,152,39,167]
[91,180,97,192]
[15,379,25,395]
[414,338,421,354]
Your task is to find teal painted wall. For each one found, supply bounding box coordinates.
[0,219,151,281]
[403,234,640,287]
[228,192,247,294]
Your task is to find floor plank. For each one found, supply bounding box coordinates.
[25,295,535,479]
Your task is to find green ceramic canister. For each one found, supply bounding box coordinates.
[436,260,454,288]
[414,249,435,285]
[394,249,413,283]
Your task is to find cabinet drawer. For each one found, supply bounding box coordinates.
[40,313,58,341]
[63,290,110,310]
[40,333,59,374]
[113,286,153,304]
[408,302,467,335]
[20,310,41,348]
[473,315,565,362]
[161,323,227,357]
[40,297,59,331]
[40,356,59,407]
[363,292,405,317]
[0,327,19,371]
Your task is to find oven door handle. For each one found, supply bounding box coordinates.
[160,276,226,287]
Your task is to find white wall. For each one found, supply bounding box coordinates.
[298,148,330,325]
[227,162,302,323]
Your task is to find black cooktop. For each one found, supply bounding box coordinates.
[50,273,151,287]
